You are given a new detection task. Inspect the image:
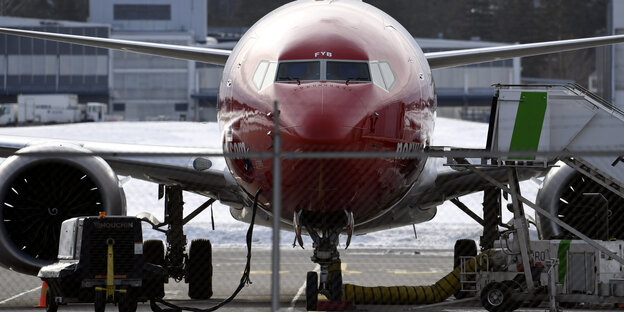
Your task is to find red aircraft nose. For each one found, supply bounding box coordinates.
[275,83,375,147]
[265,82,411,225]
[294,113,352,143]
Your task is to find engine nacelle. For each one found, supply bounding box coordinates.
[0,143,125,275]
[536,164,624,240]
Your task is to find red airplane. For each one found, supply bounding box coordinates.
[0,0,623,305]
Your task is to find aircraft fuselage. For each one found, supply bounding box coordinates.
[218,0,436,229]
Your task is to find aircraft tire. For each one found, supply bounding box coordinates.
[187,239,213,300]
[328,261,343,301]
[143,240,165,298]
[306,271,318,311]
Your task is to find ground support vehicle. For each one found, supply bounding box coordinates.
[17,94,81,124]
[446,84,624,311]
[38,216,166,312]
[460,235,624,311]
[315,84,624,311]
[0,104,17,125]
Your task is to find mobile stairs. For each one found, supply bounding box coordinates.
[443,83,624,312]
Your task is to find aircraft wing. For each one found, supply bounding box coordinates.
[2,28,624,70]
[426,166,543,205]
[425,34,624,69]
[0,135,246,207]
[0,27,231,66]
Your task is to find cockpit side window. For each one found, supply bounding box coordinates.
[276,61,321,82]
[326,61,371,82]
[253,61,269,89]
[369,61,396,92]
[253,61,278,91]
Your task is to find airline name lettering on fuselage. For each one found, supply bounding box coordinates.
[396,142,423,160]
[314,51,333,58]
[227,142,250,155]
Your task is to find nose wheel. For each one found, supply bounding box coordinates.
[304,226,345,310]
[306,264,344,311]
[306,271,319,311]
[327,260,343,301]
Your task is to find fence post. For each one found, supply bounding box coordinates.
[271,101,282,311]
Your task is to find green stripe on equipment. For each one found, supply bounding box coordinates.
[557,240,571,284]
[509,92,548,160]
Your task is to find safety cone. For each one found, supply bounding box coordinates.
[34,282,48,308]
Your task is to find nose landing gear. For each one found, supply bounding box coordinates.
[297,210,354,310]
[305,227,344,311]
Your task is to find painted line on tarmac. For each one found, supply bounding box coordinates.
[390,269,444,275]
[343,262,362,275]
[290,264,320,310]
[248,270,290,275]
[0,286,41,305]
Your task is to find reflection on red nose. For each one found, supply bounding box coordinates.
[294,113,353,144]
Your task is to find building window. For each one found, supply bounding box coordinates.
[175,103,188,112]
[114,5,171,21]
[113,103,126,112]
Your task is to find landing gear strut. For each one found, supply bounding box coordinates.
[140,185,216,300]
[164,186,187,282]
[305,227,343,310]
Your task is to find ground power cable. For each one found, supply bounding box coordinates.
[149,188,262,312]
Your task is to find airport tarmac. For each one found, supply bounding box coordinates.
[0,247,617,312]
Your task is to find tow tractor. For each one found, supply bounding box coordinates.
[38,215,166,312]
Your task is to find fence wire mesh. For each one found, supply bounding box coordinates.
[0,115,621,312]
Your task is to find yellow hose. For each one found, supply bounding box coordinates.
[342,252,489,305]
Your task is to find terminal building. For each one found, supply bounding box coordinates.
[0,17,110,104]
[594,0,623,110]
[418,38,521,121]
[89,0,209,121]
[0,2,521,122]
[612,0,624,109]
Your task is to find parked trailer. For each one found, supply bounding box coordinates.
[17,94,81,124]
[4,95,119,126]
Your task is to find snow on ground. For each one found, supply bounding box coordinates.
[0,118,540,249]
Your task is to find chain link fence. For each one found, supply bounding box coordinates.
[0,103,621,311]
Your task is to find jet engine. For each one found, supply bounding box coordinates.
[0,143,125,275]
[535,164,624,240]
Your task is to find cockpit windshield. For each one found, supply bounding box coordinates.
[276,61,321,82]
[259,59,392,91]
[326,61,371,82]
